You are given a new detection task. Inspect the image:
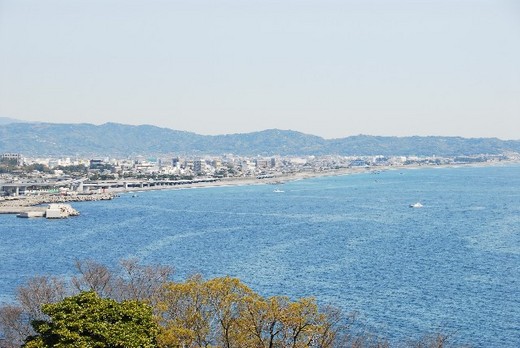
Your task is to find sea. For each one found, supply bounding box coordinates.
[0,165,519,347]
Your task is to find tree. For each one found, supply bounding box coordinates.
[71,258,173,303]
[156,276,257,347]
[155,276,340,348]
[0,276,68,347]
[0,305,33,348]
[205,277,255,348]
[71,259,114,298]
[23,291,158,348]
[115,258,173,304]
[241,294,287,347]
[240,295,339,348]
[1,260,172,348]
[156,275,214,348]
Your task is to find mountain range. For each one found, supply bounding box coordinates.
[0,120,519,157]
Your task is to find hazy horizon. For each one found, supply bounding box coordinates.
[1,0,519,140]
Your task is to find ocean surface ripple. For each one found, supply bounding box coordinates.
[1,165,519,347]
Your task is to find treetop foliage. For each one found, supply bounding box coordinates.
[24,291,158,348]
[0,259,463,348]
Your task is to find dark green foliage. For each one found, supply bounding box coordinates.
[24,163,50,173]
[24,291,158,348]
[55,164,88,174]
[0,158,19,166]
[0,158,19,173]
[0,160,52,174]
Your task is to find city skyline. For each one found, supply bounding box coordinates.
[1,0,519,140]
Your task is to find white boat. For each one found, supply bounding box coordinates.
[273,189,285,193]
[409,202,423,208]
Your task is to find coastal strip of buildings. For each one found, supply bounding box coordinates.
[1,152,518,198]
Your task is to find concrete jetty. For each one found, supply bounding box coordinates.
[0,193,113,216]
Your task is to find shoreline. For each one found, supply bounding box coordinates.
[0,161,517,215]
[0,166,371,215]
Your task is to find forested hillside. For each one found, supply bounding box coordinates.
[1,122,519,156]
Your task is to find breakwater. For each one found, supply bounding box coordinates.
[0,193,114,214]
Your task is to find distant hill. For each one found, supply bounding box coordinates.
[0,122,519,157]
[0,117,26,125]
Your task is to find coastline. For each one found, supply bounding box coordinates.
[0,161,516,215]
[0,166,371,215]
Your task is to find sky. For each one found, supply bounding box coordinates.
[0,0,519,140]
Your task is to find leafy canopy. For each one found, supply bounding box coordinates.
[23,291,158,348]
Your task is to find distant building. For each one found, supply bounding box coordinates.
[255,159,269,169]
[89,159,105,170]
[1,153,22,163]
[48,159,60,168]
[374,156,389,165]
[193,159,205,174]
[212,159,221,169]
[350,159,368,167]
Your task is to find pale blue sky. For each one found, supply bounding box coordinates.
[0,0,519,139]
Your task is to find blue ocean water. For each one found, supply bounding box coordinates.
[1,165,519,347]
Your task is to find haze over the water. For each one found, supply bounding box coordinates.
[0,0,519,140]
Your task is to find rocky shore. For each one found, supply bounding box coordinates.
[0,193,114,215]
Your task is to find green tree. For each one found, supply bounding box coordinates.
[23,291,158,348]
